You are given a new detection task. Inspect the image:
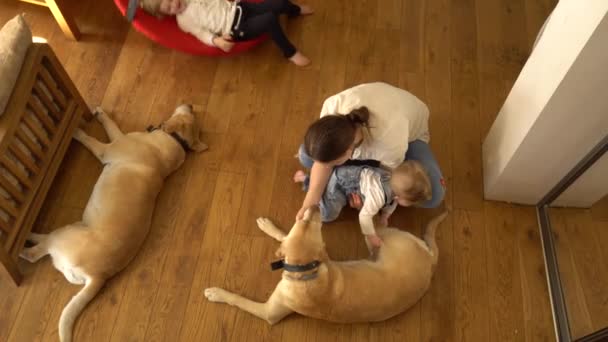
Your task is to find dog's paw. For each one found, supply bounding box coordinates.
[19,247,42,263]
[256,217,274,232]
[204,287,228,303]
[93,106,106,118]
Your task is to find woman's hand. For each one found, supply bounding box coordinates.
[213,36,235,52]
[296,205,314,221]
[296,162,333,221]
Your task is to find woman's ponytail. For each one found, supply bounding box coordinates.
[345,106,370,127]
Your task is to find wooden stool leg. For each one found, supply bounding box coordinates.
[0,248,22,286]
[80,105,94,122]
[45,0,81,41]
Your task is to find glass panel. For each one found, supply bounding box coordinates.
[549,152,608,340]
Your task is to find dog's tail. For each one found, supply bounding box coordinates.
[424,210,449,268]
[59,277,105,342]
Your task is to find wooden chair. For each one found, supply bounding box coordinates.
[18,0,80,40]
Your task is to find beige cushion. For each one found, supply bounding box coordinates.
[0,15,32,116]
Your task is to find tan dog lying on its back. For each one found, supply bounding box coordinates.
[205,207,448,324]
[19,104,207,342]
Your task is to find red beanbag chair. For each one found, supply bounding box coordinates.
[114,0,268,56]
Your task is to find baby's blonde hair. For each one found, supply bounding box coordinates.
[390,161,432,205]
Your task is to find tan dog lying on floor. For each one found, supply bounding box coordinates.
[19,104,207,342]
[205,207,448,324]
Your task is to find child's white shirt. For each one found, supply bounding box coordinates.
[176,0,237,46]
[320,82,430,169]
[358,168,398,236]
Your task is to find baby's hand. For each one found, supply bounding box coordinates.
[380,214,388,227]
[348,193,363,210]
[379,213,389,227]
[213,36,235,52]
[365,234,383,248]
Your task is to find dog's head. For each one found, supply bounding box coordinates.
[276,206,328,265]
[160,104,208,153]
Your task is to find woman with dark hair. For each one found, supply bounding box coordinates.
[294,82,445,222]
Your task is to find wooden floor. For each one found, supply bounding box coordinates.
[0,0,559,341]
[551,196,608,339]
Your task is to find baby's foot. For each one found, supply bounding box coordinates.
[289,52,310,67]
[299,4,314,15]
[293,170,308,183]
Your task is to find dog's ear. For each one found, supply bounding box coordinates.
[317,247,329,262]
[191,139,208,152]
[163,115,208,152]
[190,127,208,153]
[161,118,182,136]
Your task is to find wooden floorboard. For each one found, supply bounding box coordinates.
[515,206,554,342]
[0,0,567,340]
[453,209,490,342]
[485,202,526,341]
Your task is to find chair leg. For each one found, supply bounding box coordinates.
[0,248,22,286]
[80,105,94,123]
[45,0,81,41]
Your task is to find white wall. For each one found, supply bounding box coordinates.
[552,152,608,207]
[482,0,608,205]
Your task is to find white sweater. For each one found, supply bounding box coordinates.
[358,169,398,236]
[177,0,238,47]
[320,82,430,169]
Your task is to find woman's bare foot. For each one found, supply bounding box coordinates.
[299,4,314,15]
[289,51,310,66]
[293,170,308,183]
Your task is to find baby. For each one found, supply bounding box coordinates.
[298,161,432,251]
[135,0,313,66]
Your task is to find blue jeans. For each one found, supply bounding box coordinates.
[319,166,392,222]
[297,140,445,208]
[405,140,445,208]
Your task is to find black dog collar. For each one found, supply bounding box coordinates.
[270,259,321,272]
[147,125,191,152]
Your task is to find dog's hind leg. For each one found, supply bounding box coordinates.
[205,287,293,324]
[93,107,124,142]
[20,233,49,263]
[256,217,286,242]
[73,128,108,162]
[27,232,47,244]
